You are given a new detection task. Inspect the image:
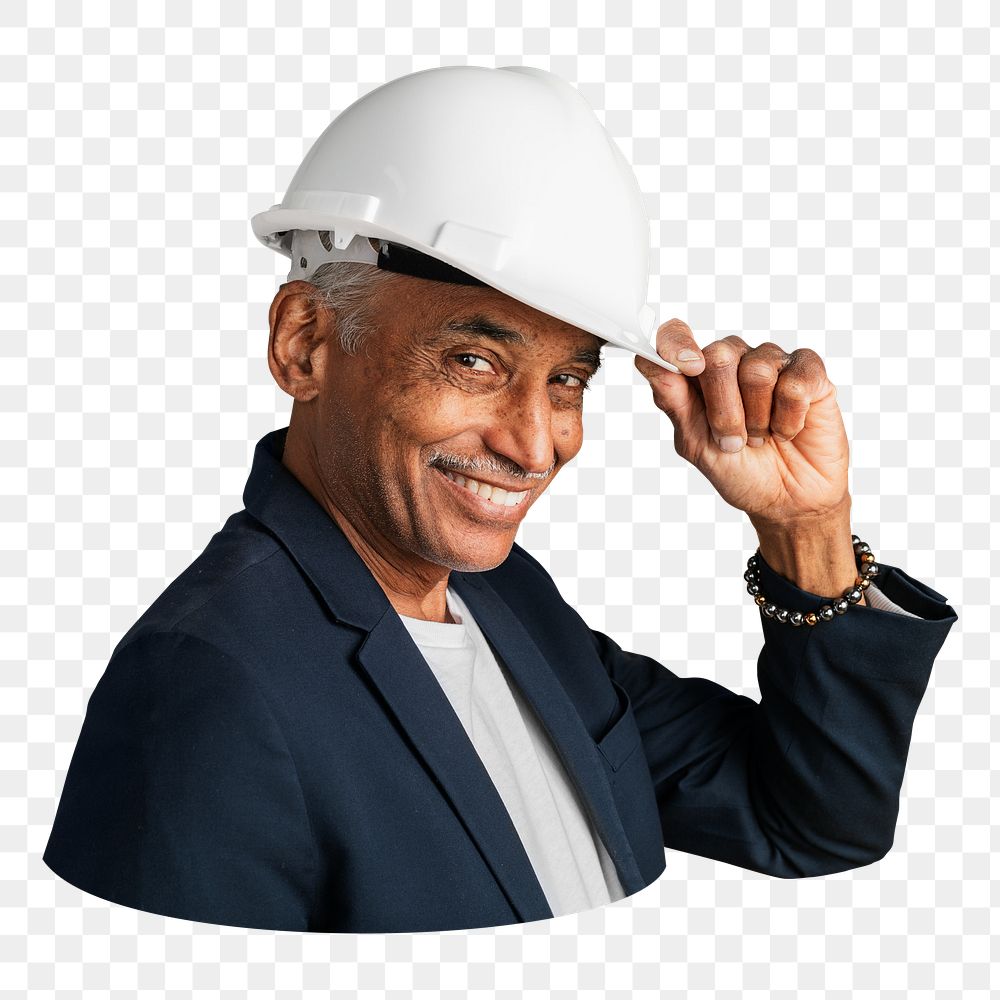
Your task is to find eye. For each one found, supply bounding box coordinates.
[452,353,495,373]
[551,372,590,389]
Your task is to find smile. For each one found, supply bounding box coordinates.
[438,468,529,508]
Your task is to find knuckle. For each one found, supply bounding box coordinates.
[666,317,693,333]
[739,361,778,387]
[656,318,692,342]
[791,346,823,364]
[707,410,744,435]
[701,343,741,372]
[775,377,810,403]
[756,340,785,355]
[787,346,826,376]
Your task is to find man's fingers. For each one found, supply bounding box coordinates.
[639,324,832,460]
[697,336,751,452]
[695,341,828,451]
[737,342,790,446]
[770,349,829,441]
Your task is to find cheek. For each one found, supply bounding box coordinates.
[384,383,483,443]
[555,413,584,458]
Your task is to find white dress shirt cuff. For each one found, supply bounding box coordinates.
[864,581,922,618]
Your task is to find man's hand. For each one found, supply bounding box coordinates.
[635,319,864,600]
[633,318,849,524]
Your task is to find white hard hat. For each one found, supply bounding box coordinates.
[251,64,677,373]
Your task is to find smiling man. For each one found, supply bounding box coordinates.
[43,66,958,933]
[275,275,603,620]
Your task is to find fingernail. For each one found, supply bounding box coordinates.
[678,350,701,362]
[718,435,744,453]
[747,436,765,447]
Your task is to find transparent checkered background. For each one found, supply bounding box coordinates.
[2,1,993,996]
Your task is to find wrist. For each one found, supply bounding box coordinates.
[750,502,866,604]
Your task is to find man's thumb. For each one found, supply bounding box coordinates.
[634,355,699,431]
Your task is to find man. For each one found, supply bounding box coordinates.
[43,66,957,933]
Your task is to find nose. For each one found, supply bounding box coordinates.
[479,379,558,478]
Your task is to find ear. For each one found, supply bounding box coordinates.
[267,281,335,401]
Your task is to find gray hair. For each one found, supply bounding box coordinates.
[304,261,397,355]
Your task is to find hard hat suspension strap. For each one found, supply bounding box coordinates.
[375,241,488,288]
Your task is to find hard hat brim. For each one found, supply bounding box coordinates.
[252,210,679,374]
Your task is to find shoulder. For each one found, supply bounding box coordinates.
[116,510,298,655]
[96,628,274,732]
[45,623,317,930]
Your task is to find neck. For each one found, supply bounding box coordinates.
[281,421,455,623]
[326,505,457,623]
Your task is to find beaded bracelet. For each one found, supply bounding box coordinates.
[744,534,878,626]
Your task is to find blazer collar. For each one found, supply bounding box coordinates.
[242,426,394,631]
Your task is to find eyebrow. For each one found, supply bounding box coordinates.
[442,314,604,373]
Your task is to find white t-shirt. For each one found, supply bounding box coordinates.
[398,587,626,917]
[398,578,918,916]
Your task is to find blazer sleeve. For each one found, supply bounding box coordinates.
[43,630,320,930]
[592,554,958,878]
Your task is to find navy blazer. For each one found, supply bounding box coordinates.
[43,427,958,932]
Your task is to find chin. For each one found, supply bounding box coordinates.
[415,531,516,574]
[443,551,511,573]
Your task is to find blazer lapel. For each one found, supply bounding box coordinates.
[356,609,554,924]
[449,571,647,897]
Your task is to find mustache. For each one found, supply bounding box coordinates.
[428,450,555,483]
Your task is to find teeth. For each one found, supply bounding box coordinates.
[441,469,528,507]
